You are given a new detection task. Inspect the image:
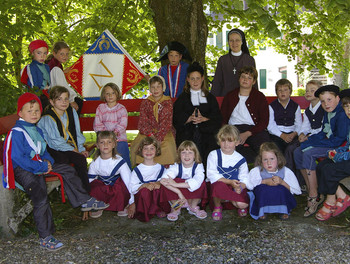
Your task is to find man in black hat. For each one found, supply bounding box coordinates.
[157,41,192,98]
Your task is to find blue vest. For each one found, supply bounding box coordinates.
[133,165,165,183]
[260,167,285,180]
[176,163,198,179]
[304,105,324,130]
[270,99,298,127]
[216,149,246,180]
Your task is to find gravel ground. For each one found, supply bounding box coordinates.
[1,195,350,263]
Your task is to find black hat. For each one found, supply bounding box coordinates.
[314,84,340,98]
[187,62,204,76]
[340,89,350,99]
[156,41,192,62]
[227,28,250,56]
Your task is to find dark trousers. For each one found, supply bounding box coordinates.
[235,125,270,164]
[14,163,90,238]
[317,158,350,195]
[47,147,90,193]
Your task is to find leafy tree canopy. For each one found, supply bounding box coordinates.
[0,0,349,116]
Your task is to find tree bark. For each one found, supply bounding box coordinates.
[149,0,208,70]
[332,38,350,89]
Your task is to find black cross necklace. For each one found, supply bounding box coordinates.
[229,53,243,75]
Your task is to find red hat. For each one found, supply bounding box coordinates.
[17,93,43,115]
[28,40,49,53]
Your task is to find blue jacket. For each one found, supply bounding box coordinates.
[158,61,188,98]
[301,103,349,150]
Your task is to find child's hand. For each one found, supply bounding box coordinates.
[239,131,252,145]
[127,203,136,218]
[70,101,79,111]
[328,150,337,159]
[81,151,89,158]
[193,110,209,124]
[44,160,52,174]
[160,178,169,186]
[272,176,282,185]
[298,133,308,142]
[231,180,242,194]
[153,182,161,190]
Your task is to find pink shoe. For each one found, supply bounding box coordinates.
[187,206,207,219]
[238,208,248,217]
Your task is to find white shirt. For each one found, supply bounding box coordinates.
[50,67,78,102]
[206,149,249,186]
[228,95,254,125]
[130,163,165,195]
[88,155,134,204]
[248,166,302,195]
[163,163,205,192]
[267,100,302,137]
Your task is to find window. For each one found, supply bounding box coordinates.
[259,69,267,89]
[216,31,223,49]
[279,66,287,79]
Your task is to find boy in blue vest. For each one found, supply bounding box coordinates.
[294,85,349,217]
[268,79,302,171]
[2,93,109,251]
[157,41,192,98]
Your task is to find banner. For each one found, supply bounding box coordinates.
[66,29,146,98]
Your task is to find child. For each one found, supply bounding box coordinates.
[292,80,324,186]
[206,125,250,220]
[315,89,350,221]
[221,66,270,163]
[20,40,51,108]
[2,93,108,251]
[297,80,324,143]
[268,79,302,171]
[173,62,222,166]
[294,85,349,217]
[160,140,207,221]
[130,75,177,167]
[46,41,83,114]
[129,137,169,222]
[88,131,134,218]
[157,41,192,98]
[94,83,131,168]
[37,86,90,192]
[248,142,301,220]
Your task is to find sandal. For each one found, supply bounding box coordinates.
[188,206,207,219]
[304,195,323,217]
[156,211,166,218]
[40,235,64,251]
[117,208,128,217]
[167,209,181,221]
[89,210,103,218]
[332,195,350,217]
[279,214,290,220]
[237,208,248,217]
[81,197,109,212]
[212,206,222,221]
[259,214,267,220]
[315,202,337,221]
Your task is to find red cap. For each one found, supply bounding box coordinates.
[17,93,43,115]
[28,40,49,53]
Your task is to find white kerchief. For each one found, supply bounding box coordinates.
[190,89,207,106]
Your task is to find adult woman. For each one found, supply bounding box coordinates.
[211,28,257,97]
[173,62,222,166]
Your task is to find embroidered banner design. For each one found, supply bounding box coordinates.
[66,29,146,98]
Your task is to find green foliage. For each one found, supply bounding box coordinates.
[1,0,349,110]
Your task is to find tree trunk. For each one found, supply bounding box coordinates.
[333,38,350,89]
[149,0,208,70]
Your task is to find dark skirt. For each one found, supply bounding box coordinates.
[89,178,130,212]
[249,184,296,220]
[134,188,170,222]
[209,181,249,210]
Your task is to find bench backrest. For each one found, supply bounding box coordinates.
[79,96,309,132]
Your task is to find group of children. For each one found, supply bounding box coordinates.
[3,38,350,252]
